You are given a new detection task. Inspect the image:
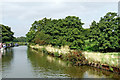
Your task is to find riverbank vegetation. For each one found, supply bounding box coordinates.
[26,12,120,74]
[26,16,85,50]
[29,45,120,74]
[29,45,88,66]
[0,24,27,46]
[26,12,120,53]
[13,36,26,42]
[13,36,27,45]
[0,24,14,43]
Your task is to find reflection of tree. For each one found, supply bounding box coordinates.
[27,48,85,78]
[27,48,120,78]
[0,51,2,59]
[27,48,65,71]
[2,48,14,71]
[86,66,120,78]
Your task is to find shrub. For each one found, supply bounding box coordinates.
[65,50,88,65]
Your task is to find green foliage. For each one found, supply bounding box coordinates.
[83,40,99,51]
[32,31,52,45]
[109,66,113,71]
[26,16,84,49]
[13,36,26,42]
[81,28,90,40]
[26,30,36,42]
[89,12,120,52]
[26,12,120,52]
[0,26,1,42]
[0,24,14,42]
[64,51,88,65]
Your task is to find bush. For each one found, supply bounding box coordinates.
[89,12,120,52]
[33,31,52,45]
[64,50,88,65]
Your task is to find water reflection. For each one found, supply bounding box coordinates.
[2,48,14,70]
[27,48,120,78]
[2,46,35,78]
[1,46,120,78]
[27,48,70,78]
[2,48,14,78]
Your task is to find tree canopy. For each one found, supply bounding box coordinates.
[26,12,120,52]
[0,24,14,43]
[89,12,120,52]
[26,16,84,49]
[13,36,26,42]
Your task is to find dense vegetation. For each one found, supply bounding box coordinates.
[13,36,26,42]
[26,16,85,49]
[0,25,2,42]
[26,12,120,52]
[0,24,14,43]
[88,12,120,52]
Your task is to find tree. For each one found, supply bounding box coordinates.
[13,36,26,42]
[32,31,52,45]
[26,30,36,42]
[0,24,14,43]
[0,26,2,42]
[26,16,84,49]
[89,12,120,52]
[81,28,90,40]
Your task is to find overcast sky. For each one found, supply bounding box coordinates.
[0,0,118,37]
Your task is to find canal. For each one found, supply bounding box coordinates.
[1,46,120,78]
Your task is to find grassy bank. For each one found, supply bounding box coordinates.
[29,44,120,74]
[83,51,119,67]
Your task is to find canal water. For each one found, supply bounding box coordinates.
[1,46,120,78]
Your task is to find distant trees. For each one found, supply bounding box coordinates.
[89,12,120,52]
[13,36,26,42]
[0,24,14,43]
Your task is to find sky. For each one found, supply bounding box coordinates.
[0,0,119,37]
